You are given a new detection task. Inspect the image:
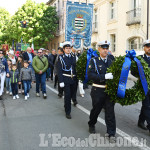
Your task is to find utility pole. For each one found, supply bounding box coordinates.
[147,0,149,39]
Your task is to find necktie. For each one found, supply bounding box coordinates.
[104,59,106,63]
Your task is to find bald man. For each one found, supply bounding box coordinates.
[23,47,35,69]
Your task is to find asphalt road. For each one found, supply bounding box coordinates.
[0,79,149,150]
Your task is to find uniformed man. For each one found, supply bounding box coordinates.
[88,40,116,143]
[70,45,79,101]
[57,42,78,119]
[137,39,150,131]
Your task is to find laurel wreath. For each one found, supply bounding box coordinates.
[76,50,99,84]
[76,52,150,106]
[76,51,87,82]
[105,56,150,106]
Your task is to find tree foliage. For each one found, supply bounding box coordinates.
[1,0,58,49]
[0,7,10,44]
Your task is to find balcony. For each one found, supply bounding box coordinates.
[126,8,141,26]
[92,22,98,33]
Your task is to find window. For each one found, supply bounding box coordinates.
[57,20,59,31]
[58,0,59,10]
[54,43,56,50]
[132,0,141,9]
[128,37,143,51]
[94,9,98,28]
[110,2,115,20]
[110,34,116,52]
[63,0,64,8]
[132,0,141,17]
[61,17,64,30]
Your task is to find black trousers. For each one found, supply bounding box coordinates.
[88,87,116,136]
[54,75,58,87]
[50,67,54,80]
[58,82,63,95]
[11,83,18,96]
[139,91,150,130]
[64,82,77,115]
[71,80,78,102]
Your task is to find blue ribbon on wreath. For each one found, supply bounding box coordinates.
[117,49,148,98]
[83,48,98,83]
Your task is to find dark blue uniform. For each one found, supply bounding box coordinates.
[88,55,116,136]
[70,52,78,101]
[138,54,150,131]
[57,54,77,116]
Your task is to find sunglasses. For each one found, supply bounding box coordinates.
[38,52,42,53]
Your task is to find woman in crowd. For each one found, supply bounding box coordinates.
[0,49,9,100]
[16,55,24,93]
[6,59,12,95]
[8,49,16,64]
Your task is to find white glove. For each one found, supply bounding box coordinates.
[105,73,113,79]
[59,82,65,88]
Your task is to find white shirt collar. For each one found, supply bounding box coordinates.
[146,54,150,58]
[100,56,108,61]
[65,54,71,57]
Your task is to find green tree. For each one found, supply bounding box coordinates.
[0,7,10,44]
[3,0,58,49]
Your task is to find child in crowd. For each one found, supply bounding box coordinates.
[19,61,35,100]
[6,59,12,95]
[9,64,19,99]
[16,55,24,93]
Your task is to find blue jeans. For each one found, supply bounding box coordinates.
[11,83,18,96]
[22,80,31,96]
[35,72,46,94]
[6,77,12,92]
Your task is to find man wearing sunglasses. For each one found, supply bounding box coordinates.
[87,40,116,143]
[32,49,48,99]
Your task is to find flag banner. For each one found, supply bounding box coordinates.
[65,1,93,49]
[2,44,9,51]
[16,43,21,51]
[21,43,30,51]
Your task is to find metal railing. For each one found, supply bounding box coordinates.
[126,8,141,26]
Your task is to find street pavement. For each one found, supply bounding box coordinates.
[0,79,150,150]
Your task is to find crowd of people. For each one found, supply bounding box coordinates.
[0,45,85,101]
[0,39,150,143]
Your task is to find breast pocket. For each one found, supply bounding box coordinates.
[98,65,103,74]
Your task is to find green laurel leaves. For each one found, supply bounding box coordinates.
[105,56,150,106]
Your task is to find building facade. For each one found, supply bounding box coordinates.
[92,0,150,56]
[46,0,93,51]
[47,0,150,56]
